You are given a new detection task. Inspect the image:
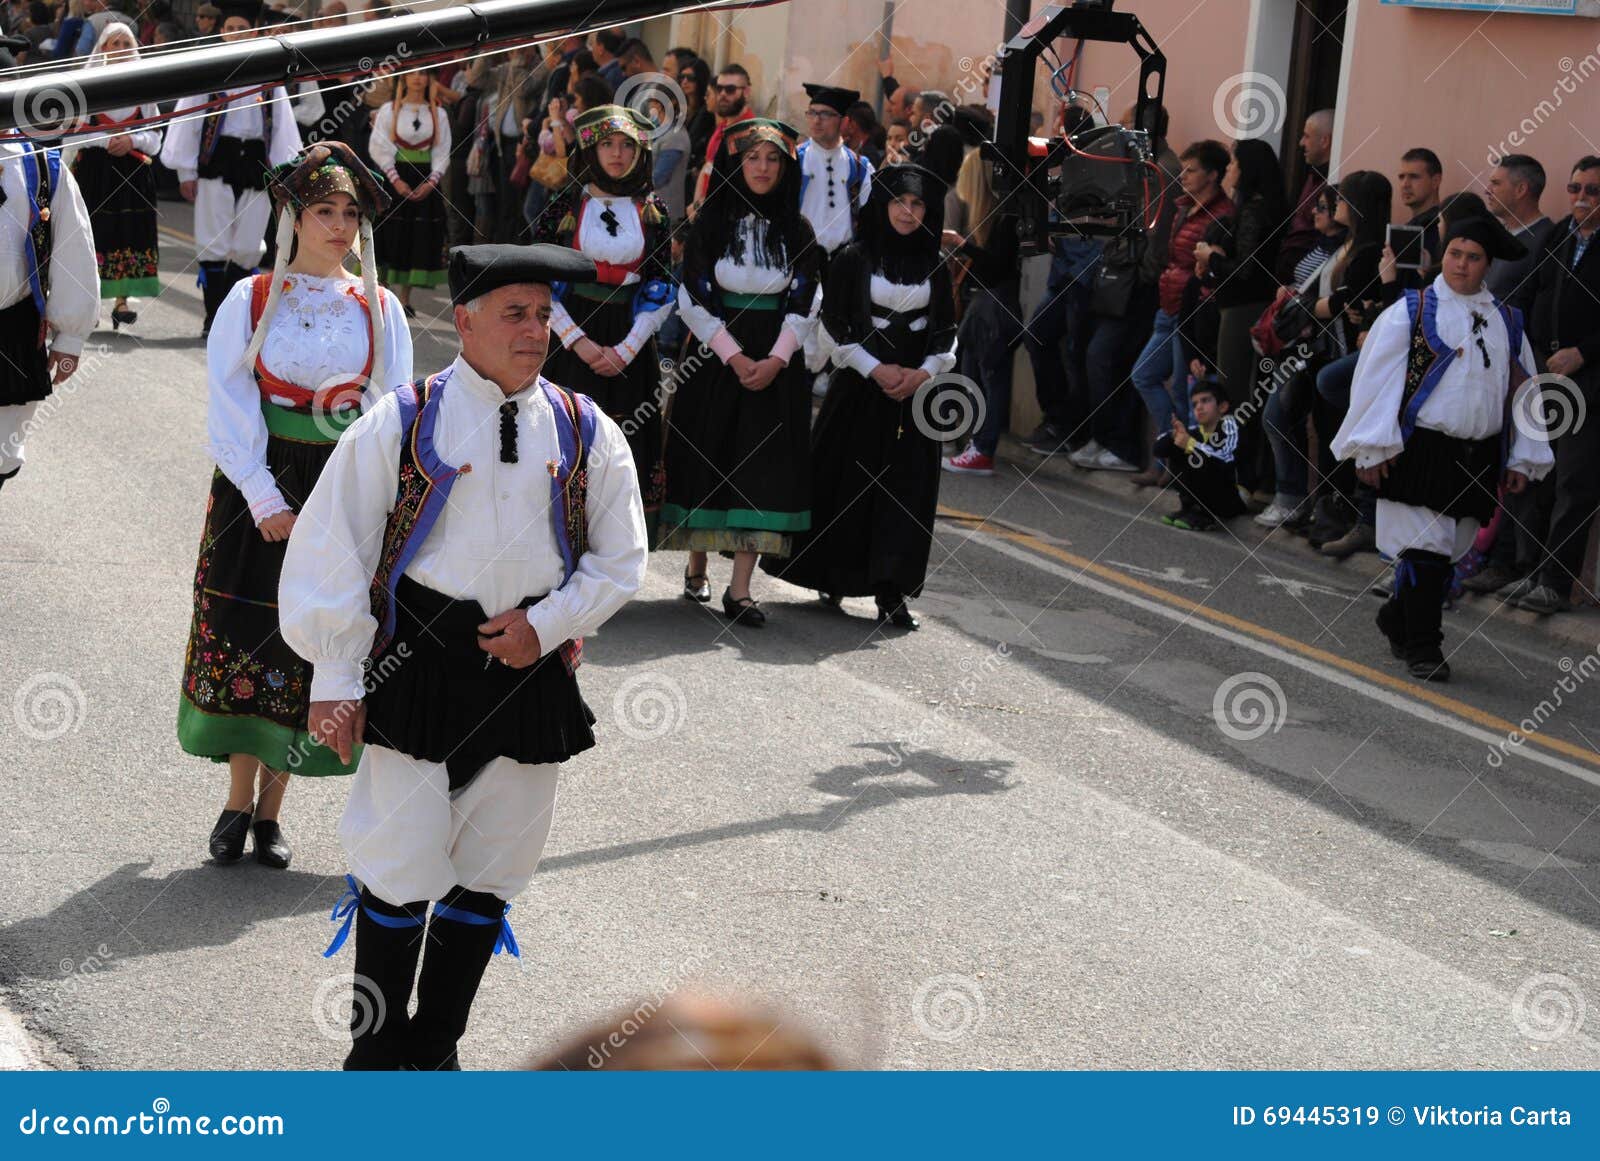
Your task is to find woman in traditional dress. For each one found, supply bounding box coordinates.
[533,104,675,537]
[762,164,956,629]
[659,119,820,626]
[368,68,451,317]
[65,22,161,330]
[177,143,412,869]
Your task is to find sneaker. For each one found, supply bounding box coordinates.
[1161,509,1215,532]
[1498,575,1538,604]
[1067,439,1106,468]
[1091,448,1139,472]
[1280,495,1317,533]
[1460,564,1523,595]
[941,443,995,476]
[1254,500,1302,528]
[1368,565,1394,597]
[1515,583,1569,615]
[1320,521,1375,558]
[1025,422,1072,455]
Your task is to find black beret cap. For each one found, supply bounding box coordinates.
[447,244,598,306]
[1442,214,1528,263]
[802,83,859,115]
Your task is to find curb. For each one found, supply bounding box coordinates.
[0,999,51,1071]
[991,431,1600,656]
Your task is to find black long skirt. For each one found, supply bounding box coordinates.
[376,159,448,287]
[176,426,357,777]
[543,294,663,536]
[71,147,160,298]
[763,366,942,598]
[658,306,812,556]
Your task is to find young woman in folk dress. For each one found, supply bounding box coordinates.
[65,23,162,329]
[368,68,452,316]
[533,104,675,538]
[659,119,820,626]
[177,143,413,869]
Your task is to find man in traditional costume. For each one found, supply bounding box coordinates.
[158,1,302,335]
[279,243,648,1069]
[796,82,873,380]
[1332,216,1553,682]
[0,136,99,493]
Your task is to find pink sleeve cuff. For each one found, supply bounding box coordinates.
[708,327,742,362]
[770,326,801,363]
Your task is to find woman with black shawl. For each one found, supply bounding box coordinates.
[763,164,956,629]
[533,104,676,536]
[660,119,821,626]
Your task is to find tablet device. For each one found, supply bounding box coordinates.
[1387,223,1427,271]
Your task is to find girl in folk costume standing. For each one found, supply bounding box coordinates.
[369,68,451,317]
[533,105,675,536]
[660,119,820,626]
[63,22,161,330]
[763,164,957,630]
[178,143,413,869]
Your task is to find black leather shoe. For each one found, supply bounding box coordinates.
[209,808,252,864]
[1408,656,1451,682]
[110,307,137,329]
[252,818,292,869]
[876,599,920,630]
[722,587,766,627]
[682,570,711,603]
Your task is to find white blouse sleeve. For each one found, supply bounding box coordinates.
[206,280,288,523]
[524,410,648,656]
[376,288,414,396]
[1507,333,1555,482]
[615,295,673,365]
[676,283,740,360]
[826,321,880,378]
[1330,299,1410,470]
[158,94,204,182]
[279,390,407,703]
[266,87,304,167]
[367,104,397,176]
[775,278,819,360]
[550,296,585,348]
[130,105,163,158]
[430,108,452,183]
[43,162,99,357]
[292,82,325,128]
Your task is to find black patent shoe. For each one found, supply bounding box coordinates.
[209,808,253,864]
[722,587,766,627]
[111,307,137,329]
[876,599,920,631]
[682,570,711,603]
[252,818,292,869]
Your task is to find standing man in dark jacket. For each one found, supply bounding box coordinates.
[1274,109,1333,283]
[1503,156,1600,614]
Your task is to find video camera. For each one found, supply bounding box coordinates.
[985,1,1166,256]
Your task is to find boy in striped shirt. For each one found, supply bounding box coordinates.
[1157,381,1244,531]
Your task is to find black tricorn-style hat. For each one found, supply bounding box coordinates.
[1442,214,1528,263]
[802,83,858,116]
[447,244,599,305]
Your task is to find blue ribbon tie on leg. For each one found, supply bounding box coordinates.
[432,901,521,958]
[324,874,425,957]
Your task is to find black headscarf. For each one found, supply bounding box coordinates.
[697,122,806,269]
[919,125,964,187]
[857,163,947,283]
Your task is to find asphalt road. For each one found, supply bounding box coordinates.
[1,213,1598,1070]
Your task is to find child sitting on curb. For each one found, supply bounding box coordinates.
[1156,380,1245,531]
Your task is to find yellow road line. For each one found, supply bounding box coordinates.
[938,504,1600,772]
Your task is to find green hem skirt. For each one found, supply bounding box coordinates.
[178,698,359,776]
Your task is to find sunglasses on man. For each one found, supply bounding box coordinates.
[1567,182,1600,198]
[714,83,747,94]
